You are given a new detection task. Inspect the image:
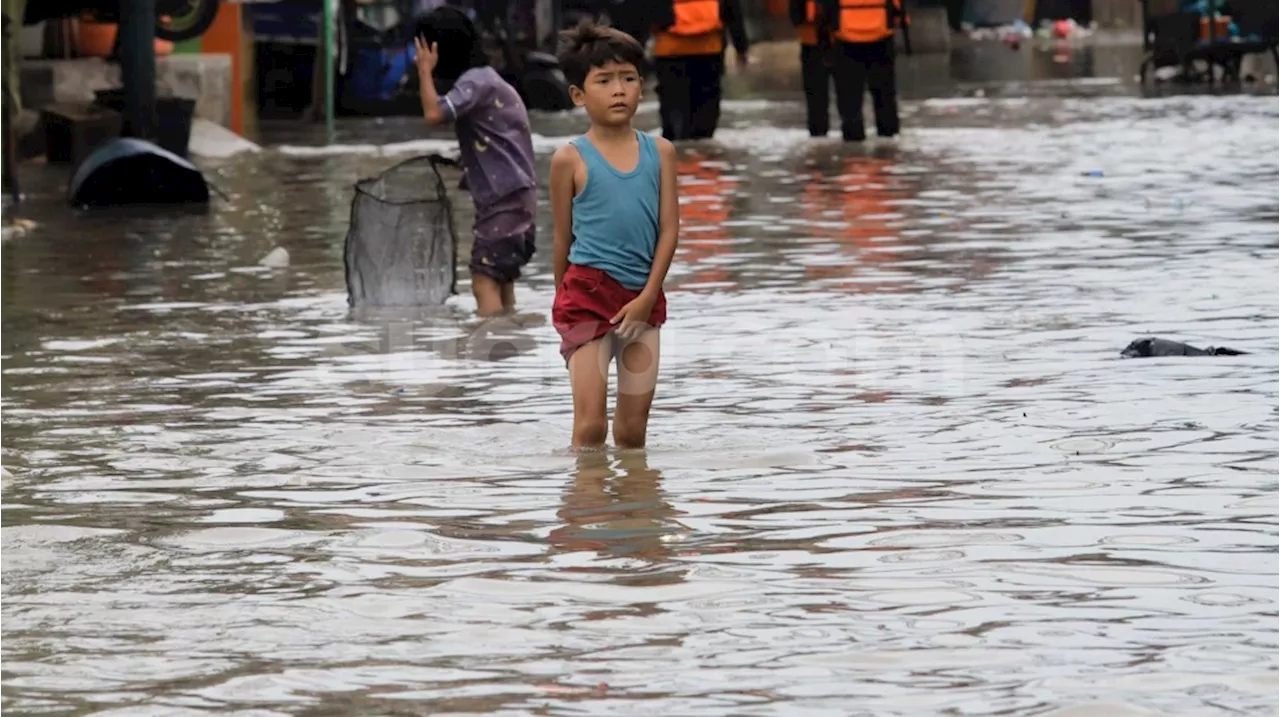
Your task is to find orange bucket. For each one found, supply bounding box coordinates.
[76,18,175,57]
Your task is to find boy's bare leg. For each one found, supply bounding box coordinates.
[471,272,506,316]
[568,335,612,448]
[614,328,661,449]
[500,281,516,312]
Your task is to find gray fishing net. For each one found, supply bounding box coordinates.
[344,154,459,308]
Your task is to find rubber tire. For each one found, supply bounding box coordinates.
[154,0,221,42]
[520,68,574,113]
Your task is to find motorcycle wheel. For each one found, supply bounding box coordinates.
[520,68,574,113]
[154,0,222,42]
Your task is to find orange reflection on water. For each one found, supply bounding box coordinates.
[797,151,906,292]
[675,151,739,291]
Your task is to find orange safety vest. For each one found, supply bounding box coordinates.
[833,0,901,44]
[674,152,737,289]
[653,0,725,57]
[799,0,904,46]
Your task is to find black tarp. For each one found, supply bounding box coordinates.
[68,137,209,207]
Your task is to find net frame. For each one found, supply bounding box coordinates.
[343,153,460,308]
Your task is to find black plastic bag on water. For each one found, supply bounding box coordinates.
[344,154,459,308]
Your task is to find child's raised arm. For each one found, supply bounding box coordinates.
[414,38,447,125]
[549,143,579,289]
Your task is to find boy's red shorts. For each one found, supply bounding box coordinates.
[552,264,667,364]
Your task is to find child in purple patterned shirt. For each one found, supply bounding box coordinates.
[414,7,538,316]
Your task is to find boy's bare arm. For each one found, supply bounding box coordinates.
[549,144,578,288]
[641,137,680,301]
[419,82,447,125]
[414,38,447,125]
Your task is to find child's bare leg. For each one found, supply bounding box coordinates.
[500,281,516,312]
[614,328,661,449]
[568,335,612,448]
[471,272,506,316]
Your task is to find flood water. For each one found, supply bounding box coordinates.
[3,56,1278,715]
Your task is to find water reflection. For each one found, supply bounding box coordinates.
[796,147,906,290]
[1,83,1276,715]
[677,150,740,291]
[551,451,687,586]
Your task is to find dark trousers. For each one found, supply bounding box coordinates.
[800,43,832,137]
[831,37,900,141]
[654,54,724,141]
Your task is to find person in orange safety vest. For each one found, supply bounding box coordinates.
[789,0,836,137]
[647,0,751,141]
[792,0,903,141]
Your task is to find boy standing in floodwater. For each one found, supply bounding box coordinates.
[549,23,680,450]
[414,7,537,317]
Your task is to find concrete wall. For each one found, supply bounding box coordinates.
[963,0,1028,25]
[19,55,234,129]
[1091,0,1143,28]
[185,4,254,138]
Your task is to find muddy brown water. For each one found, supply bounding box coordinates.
[2,59,1278,715]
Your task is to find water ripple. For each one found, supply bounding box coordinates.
[2,88,1276,715]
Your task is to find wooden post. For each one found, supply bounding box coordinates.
[0,14,17,204]
[118,0,157,140]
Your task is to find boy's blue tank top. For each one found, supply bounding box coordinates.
[567,130,661,291]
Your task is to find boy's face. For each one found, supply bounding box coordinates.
[571,60,642,126]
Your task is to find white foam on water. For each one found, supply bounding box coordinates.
[273,132,580,158]
[188,118,262,159]
[274,143,383,157]
[43,338,123,351]
[258,247,290,269]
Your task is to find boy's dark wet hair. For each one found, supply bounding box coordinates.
[556,21,645,89]
[415,7,489,82]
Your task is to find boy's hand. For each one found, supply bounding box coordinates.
[610,294,656,342]
[413,37,438,77]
